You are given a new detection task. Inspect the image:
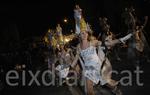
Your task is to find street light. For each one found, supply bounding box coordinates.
[64,18,68,23]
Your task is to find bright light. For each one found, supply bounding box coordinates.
[64,19,68,23]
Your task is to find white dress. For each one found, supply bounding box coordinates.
[80,45,107,85]
[55,50,71,78]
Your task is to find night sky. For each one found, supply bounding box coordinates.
[0,0,149,51]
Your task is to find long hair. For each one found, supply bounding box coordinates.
[78,31,93,42]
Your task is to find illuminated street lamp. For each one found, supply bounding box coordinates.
[64,18,68,23]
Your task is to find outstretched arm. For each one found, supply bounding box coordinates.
[105,39,121,49]
[104,33,133,49]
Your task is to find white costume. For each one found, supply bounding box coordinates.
[55,64,70,78]
[79,43,107,85]
[55,49,72,78]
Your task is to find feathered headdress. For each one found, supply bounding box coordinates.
[80,18,93,34]
[80,18,87,32]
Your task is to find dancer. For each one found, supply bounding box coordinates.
[55,44,73,78]
[72,5,127,95]
[71,23,107,95]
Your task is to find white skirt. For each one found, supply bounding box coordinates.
[84,62,107,85]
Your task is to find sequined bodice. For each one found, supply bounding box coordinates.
[80,46,100,66]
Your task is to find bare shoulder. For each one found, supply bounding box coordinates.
[91,40,102,46]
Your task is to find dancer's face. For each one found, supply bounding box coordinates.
[80,31,88,41]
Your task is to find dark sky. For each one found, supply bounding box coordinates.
[0,0,149,51]
[0,2,75,36]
